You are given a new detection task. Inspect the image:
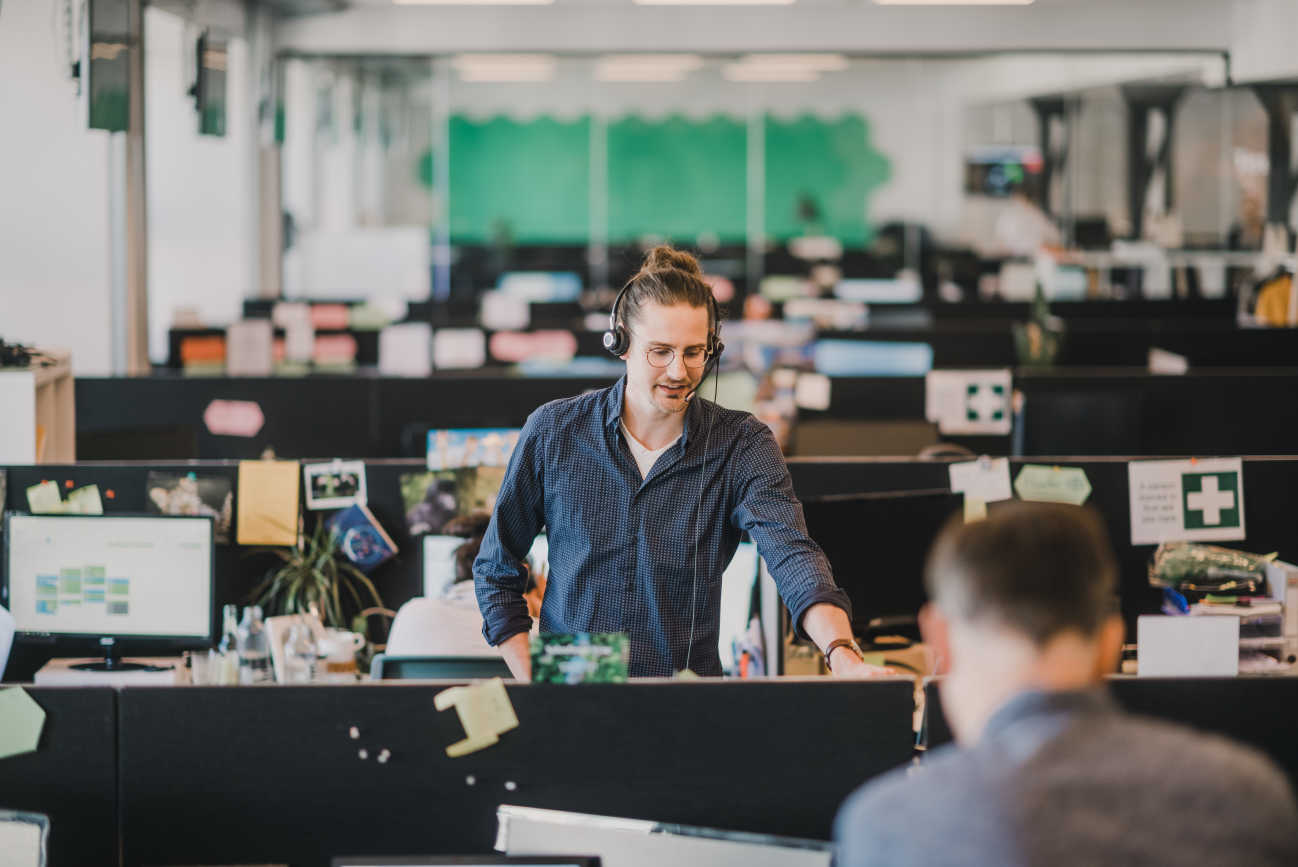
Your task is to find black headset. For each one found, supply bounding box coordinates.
[602,278,724,361]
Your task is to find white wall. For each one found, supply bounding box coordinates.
[0,0,114,374]
[1230,0,1298,83]
[144,6,254,362]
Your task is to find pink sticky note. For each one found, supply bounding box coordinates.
[204,400,266,438]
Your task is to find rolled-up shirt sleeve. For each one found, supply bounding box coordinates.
[475,408,547,646]
[730,419,852,638]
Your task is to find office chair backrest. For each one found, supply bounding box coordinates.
[370,653,513,680]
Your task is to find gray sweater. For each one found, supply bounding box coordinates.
[835,688,1298,867]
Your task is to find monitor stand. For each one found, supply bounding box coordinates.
[69,655,174,673]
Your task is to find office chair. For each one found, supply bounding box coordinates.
[369,653,513,680]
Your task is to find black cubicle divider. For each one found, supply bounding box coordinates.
[118,680,915,866]
[75,374,619,460]
[0,687,118,866]
[922,677,1298,793]
[1016,369,1298,456]
[787,457,1298,638]
[815,319,1298,369]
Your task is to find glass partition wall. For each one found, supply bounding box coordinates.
[275,50,1260,311]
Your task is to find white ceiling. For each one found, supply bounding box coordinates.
[274,0,1236,56]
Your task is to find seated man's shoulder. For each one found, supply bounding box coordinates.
[839,744,998,828]
[837,746,1013,866]
[1094,712,1295,801]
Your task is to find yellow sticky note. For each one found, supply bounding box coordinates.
[434,677,519,758]
[236,461,300,546]
[67,485,104,515]
[964,496,988,523]
[0,687,46,760]
[25,481,65,514]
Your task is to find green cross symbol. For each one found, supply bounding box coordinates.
[1182,472,1240,529]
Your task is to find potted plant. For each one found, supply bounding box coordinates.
[249,516,385,630]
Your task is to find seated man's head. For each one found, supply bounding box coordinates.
[920,502,1123,745]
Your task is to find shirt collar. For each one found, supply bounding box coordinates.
[982,686,1116,739]
[603,374,707,448]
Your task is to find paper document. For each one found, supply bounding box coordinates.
[236,461,300,546]
[1128,458,1245,545]
[949,457,1013,503]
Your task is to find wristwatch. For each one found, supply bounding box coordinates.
[823,638,865,672]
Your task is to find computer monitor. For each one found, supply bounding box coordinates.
[2,513,215,670]
[332,858,600,867]
[801,490,962,640]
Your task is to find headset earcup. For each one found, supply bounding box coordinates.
[603,326,629,357]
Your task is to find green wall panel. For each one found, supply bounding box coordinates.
[764,114,891,245]
[607,115,747,244]
[449,115,591,244]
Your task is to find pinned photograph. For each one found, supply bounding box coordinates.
[400,470,459,536]
[426,428,521,471]
[146,471,234,543]
[400,466,508,537]
[303,460,367,511]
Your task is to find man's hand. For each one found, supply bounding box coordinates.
[828,645,896,679]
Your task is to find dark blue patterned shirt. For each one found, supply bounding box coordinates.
[474,376,851,677]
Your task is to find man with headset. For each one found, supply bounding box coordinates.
[474,245,875,678]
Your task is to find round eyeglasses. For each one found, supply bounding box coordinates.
[644,345,709,369]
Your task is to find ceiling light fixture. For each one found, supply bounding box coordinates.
[634,0,795,6]
[395,0,554,6]
[594,54,705,83]
[873,0,1033,5]
[451,54,557,82]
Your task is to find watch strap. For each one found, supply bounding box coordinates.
[823,638,864,672]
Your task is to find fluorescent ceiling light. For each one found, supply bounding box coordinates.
[395,0,554,5]
[722,53,848,82]
[737,53,848,71]
[722,64,820,83]
[595,54,705,83]
[635,0,795,5]
[452,54,556,82]
[874,0,1033,5]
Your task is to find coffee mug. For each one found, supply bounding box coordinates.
[319,628,365,680]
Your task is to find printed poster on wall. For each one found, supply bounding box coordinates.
[1127,457,1246,545]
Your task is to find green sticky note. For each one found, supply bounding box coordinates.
[67,484,104,515]
[0,687,46,760]
[1014,465,1092,505]
[25,481,65,514]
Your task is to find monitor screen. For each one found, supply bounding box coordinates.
[332,858,599,867]
[3,514,214,642]
[801,490,962,635]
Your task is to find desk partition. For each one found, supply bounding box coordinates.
[117,680,915,866]
[0,687,117,866]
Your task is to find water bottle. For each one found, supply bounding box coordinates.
[284,622,318,683]
[236,605,273,684]
[216,604,241,685]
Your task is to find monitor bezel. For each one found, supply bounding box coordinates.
[330,858,601,867]
[1,511,217,657]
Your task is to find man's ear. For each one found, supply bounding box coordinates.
[918,602,952,676]
[1094,614,1126,676]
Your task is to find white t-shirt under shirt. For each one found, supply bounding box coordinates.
[621,421,680,480]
